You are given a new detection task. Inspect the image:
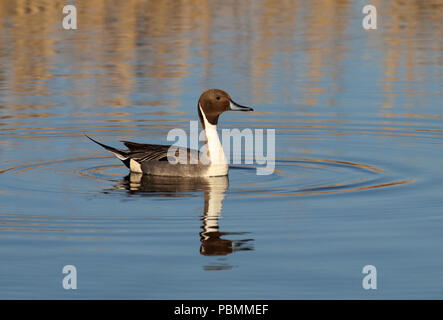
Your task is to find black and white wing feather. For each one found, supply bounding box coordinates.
[86,135,200,168]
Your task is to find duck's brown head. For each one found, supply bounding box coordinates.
[198,89,253,128]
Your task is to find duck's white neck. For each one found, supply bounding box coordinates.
[199,104,227,166]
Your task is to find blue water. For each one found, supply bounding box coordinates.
[0,0,442,299]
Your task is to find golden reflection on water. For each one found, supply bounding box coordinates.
[373,0,442,110]
[0,0,441,114]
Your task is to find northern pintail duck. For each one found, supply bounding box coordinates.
[87,89,253,177]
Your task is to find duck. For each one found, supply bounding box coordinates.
[86,89,253,177]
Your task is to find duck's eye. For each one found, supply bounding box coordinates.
[216,96,220,100]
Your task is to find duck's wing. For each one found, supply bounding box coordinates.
[86,135,200,167]
[124,141,202,164]
[121,141,174,161]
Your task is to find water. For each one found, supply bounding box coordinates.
[0,0,442,299]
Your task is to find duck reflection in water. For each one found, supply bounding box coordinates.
[115,173,254,258]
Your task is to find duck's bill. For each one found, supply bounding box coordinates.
[229,100,254,112]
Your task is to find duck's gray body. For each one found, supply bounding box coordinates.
[140,161,221,177]
[86,136,228,177]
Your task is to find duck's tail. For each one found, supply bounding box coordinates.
[85,135,128,161]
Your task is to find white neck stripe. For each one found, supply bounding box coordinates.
[199,104,227,166]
